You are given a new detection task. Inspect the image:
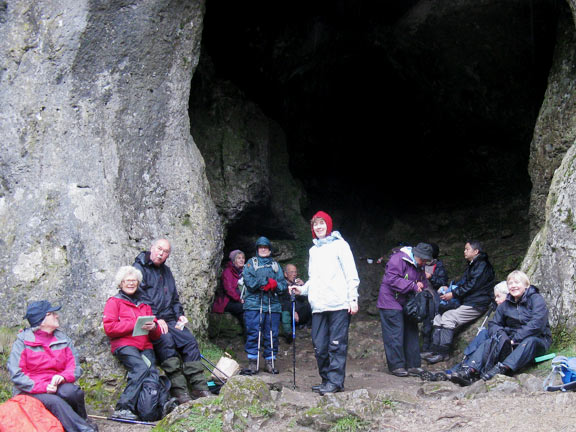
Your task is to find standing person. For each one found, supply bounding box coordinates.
[377,243,433,377]
[103,266,164,421]
[242,237,287,374]
[290,211,360,395]
[420,243,448,357]
[8,301,97,432]
[133,239,211,404]
[212,249,246,328]
[423,240,495,364]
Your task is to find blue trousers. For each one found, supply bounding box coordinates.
[244,309,280,360]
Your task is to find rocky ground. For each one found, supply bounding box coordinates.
[89,313,574,432]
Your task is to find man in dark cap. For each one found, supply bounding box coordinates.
[423,240,495,364]
[133,239,211,404]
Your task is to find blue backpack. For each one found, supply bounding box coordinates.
[543,356,576,392]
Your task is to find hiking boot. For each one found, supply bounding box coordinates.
[481,363,510,381]
[318,382,343,395]
[391,368,409,377]
[248,359,259,374]
[162,397,179,417]
[312,381,327,393]
[450,367,479,387]
[174,392,193,405]
[86,418,100,432]
[420,351,434,360]
[112,409,139,420]
[190,390,213,399]
[407,367,425,377]
[426,353,449,364]
[265,359,279,374]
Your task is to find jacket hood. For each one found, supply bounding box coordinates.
[507,284,539,304]
[399,246,418,267]
[255,236,272,250]
[135,251,150,266]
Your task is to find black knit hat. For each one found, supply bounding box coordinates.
[412,243,434,261]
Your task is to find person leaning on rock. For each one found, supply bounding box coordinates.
[423,240,495,364]
[8,301,97,432]
[133,239,211,404]
[279,263,312,342]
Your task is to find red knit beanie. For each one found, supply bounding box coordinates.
[311,211,333,238]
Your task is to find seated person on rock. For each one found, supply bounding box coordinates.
[212,249,246,328]
[423,240,495,364]
[8,301,97,432]
[444,280,508,377]
[420,242,448,357]
[103,266,166,421]
[133,239,212,404]
[279,263,312,342]
[450,270,552,386]
[242,236,287,374]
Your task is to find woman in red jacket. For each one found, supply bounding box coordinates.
[103,266,163,421]
[8,301,96,432]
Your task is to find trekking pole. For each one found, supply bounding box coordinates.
[291,291,297,389]
[88,414,155,426]
[199,354,228,385]
[268,291,276,371]
[257,293,263,372]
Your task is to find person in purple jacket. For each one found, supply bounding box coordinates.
[377,243,434,377]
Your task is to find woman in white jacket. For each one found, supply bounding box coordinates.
[290,211,360,395]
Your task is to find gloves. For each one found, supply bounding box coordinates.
[261,278,278,292]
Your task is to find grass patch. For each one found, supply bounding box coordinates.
[155,406,223,432]
[330,416,371,432]
[0,327,19,403]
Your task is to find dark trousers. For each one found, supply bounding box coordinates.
[467,335,549,372]
[311,309,351,388]
[379,309,421,371]
[224,300,244,327]
[115,346,157,412]
[244,309,280,360]
[31,383,93,432]
[152,321,201,364]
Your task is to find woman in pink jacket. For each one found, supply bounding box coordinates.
[8,301,96,432]
[212,249,245,327]
[103,266,163,421]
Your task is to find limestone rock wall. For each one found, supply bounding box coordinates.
[523,0,576,328]
[0,0,222,373]
[528,3,576,233]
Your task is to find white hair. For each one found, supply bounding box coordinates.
[114,266,143,288]
[493,280,509,296]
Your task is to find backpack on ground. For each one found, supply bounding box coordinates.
[543,356,576,392]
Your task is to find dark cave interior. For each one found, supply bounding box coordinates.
[195,0,562,254]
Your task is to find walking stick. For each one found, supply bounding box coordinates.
[88,414,155,426]
[268,291,276,371]
[257,293,263,372]
[291,291,297,389]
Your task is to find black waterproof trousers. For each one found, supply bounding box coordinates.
[379,309,421,372]
[115,346,158,413]
[31,383,93,432]
[152,321,201,364]
[311,309,351,389]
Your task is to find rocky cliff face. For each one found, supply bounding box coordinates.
[524,0,576,328]
[0,0,222,373]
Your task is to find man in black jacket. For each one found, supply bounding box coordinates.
[423,240,495,364]
[133,239,211,404]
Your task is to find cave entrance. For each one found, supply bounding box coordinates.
[194,0,562,273]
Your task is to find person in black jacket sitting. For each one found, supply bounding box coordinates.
[423,240,495,364]
[450,270,552,385]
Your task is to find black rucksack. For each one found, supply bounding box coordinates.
[136,374,172,421]
[404,291,429,323]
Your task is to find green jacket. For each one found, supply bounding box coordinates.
[242,256,287,312]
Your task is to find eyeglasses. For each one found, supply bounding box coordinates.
[122,279,139,285]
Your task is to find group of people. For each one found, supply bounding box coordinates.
[7,238,212,430]
[213,211,360,394]
[377,240,552,386]
[6,214,553,431]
